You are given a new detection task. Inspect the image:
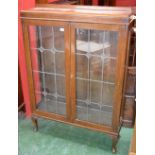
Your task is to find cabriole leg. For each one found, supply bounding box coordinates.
[112,135,119,153]
[31,117,38,132]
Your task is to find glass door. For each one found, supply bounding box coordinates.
[71,24,119,127]
[28,21,70,119]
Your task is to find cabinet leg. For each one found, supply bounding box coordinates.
[31,117,38,132]
[112,135,119,153]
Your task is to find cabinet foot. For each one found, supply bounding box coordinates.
[112,135,119,153]
[112,147,117,153]
[31,117,38,132]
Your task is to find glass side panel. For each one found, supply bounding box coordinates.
[29,25,66,116]
[90,56,102,80]
[75,28,118,126]
[76,79,88,100]
[76,54,88,78]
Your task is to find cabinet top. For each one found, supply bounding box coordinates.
[21,4,135,25]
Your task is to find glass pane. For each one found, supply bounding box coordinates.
[103,58,117,83]
[42,50,55,73]
[29,25,66,116]
[90,81,102,104]
[104,31,118,57]
[31,49,42,72]
[46,95,57,113]
[55,52,65,74]
[76,54,88,78]
[33,72,44,93]
[88,104,112,126]
[76,29,88,54]
[36,94,47,111]
[75,28,118,126]
[53,27,64,51]
[44,74,55,94]
[57,99,66,115]
[100,106,113,126]
[89,30,104,55]
[90,56,102,80]
[77,101,87,121]
[40,26,53,49]
[29,26,40,49]
[102,83,115,106]
[76,101,113,126]
[56,76,66,97]
[76,79,88,100]
[88,103,101,124]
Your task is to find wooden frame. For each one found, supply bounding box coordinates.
[70,23,122,129]
[36,0,48,4]
[22,19,71,121]
[21,5,135,152]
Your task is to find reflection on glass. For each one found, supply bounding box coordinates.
[41,26,53,49]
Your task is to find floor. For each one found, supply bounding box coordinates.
[19,117,133,155]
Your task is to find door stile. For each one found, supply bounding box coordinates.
[70,24,76,122]
[64,23,72,121]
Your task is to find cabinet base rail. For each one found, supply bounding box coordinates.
[31,114,121,153]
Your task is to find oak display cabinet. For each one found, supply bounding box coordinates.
[21,5,135,152]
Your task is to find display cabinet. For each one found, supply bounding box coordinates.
[21,5,135,152]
